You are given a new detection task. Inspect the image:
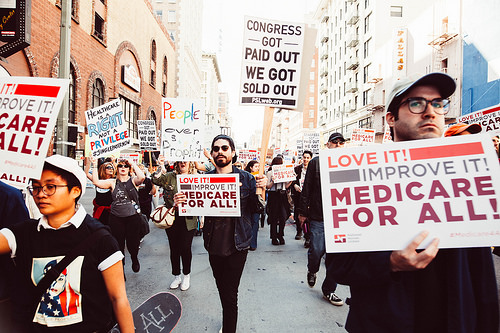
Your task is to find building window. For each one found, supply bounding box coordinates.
[150,40,157,88]
[68,68,76,124]
[390,6,403,17]
[362,89,370,106]
[364,38,370,58]
[156,10,162,20]
[94,13,104,41]
[309,97,314,106]
[363,64,370,83]
[162,56,168,96]
[309,109,314,118]
[168,30,175,41]
[149,109,157,124]
[120,96,139,140]
[92,78,104,108]
[168,10,176,23]
[359,117,372,128]
[364,14,370,34]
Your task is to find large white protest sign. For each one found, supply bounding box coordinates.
[85,99,131,158]
[0,77,69,188]
[161,98,205,161]
[458,104,500,135]
[351,128,376,145]
[137,120,158,150]
[320,134,500,253]
[177,174,240,216]
[303,132,320,154]
[272,164,296,183]
[240,16,305,109]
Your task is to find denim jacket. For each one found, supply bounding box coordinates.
[203,166,256,251]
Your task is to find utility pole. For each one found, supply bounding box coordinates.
[55,0,71,156]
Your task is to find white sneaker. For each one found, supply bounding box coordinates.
[180,274,190,291]
[169,275,182,289]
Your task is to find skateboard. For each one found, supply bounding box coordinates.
[110,292,182,332]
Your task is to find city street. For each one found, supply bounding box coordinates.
[81,187,500,332]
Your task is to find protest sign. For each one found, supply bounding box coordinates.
[351,128,376,145]
[85,99,131,158]
[319,134,500,253]
[161,98,204,161]
[0,77,69,188]
[137,120,158,150]
[303,132,320,154]
[458,104,500,135]
[297,139,304,156]
[119,152,140,165]
[177,174,240,216]
[382,124,393,143]
[239,16,305,109]
[272,164,295,183]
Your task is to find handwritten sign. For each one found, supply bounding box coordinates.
[240,16,305,108]
[85,99,131,158]
[272,164,295,183]
[458,104,500,135]
[137,120,158,150]
[320,134,500,253]
[351,128,376,145]
[161,98,204,161]
[0,77,69,188]
[303,132,320,154]
[177,174,240,216]
[119,152,140,165]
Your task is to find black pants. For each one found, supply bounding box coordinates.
[108,213,141,260]
[267,191,288,239]
[209,250,248,333]
[165,216,195,275]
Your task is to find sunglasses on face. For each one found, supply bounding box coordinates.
[212,145,230,152]
[117,164,130,169]
[105,165,114,170]
[330,139,345,145]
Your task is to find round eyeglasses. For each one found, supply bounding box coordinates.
[28,184,69,196]
[398,97,450,115]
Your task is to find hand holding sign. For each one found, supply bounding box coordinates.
[389,230,440,272]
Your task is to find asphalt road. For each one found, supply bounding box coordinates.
[81,187,500,333]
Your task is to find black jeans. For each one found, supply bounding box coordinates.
[108,213,141,260]
[165,216,195,275]
[209,250,248,333]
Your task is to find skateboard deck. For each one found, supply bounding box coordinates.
[110,292,182,332]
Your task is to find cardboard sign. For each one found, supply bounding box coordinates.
[137,120,158,150]
[351,128,376,145]
[319,134,500,253]
[272,164,295,183]
[239,16,305,109]
[0,77,69,188]
[85,99,131,158]
[161,98,205,161]
[458,104,500,135]
[177,174,240,216]
[303,132,320,154]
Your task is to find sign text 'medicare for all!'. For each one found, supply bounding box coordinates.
[319,134,500,253]
[177,174,240,217]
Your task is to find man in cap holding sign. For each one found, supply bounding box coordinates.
[329,73,498,333]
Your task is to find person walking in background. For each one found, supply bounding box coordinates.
[291,150,313,247]
[245,160,263,251]
[91,157,145,273]
[151,155,198,291]
[137,163,156,220]
[298,133,345,307]
[85,158,116,226]
[266,156,292,245]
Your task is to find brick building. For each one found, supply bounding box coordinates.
[0,0,176,160]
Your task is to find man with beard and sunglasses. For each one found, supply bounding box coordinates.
[174,134,267,333]
[328,73,499,333]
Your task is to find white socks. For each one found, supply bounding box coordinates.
[181,274,190,291]
[169,275,182,289]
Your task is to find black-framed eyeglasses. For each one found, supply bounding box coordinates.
[28,184,69,196]
[212,145,230,152]
[117,164,130,168]
[398,97,450,115]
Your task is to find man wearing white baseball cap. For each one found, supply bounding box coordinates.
[329,73,498,333]
[0,155,134,332]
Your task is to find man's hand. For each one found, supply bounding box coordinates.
[294,184,301,192]
[390,231,439,272]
